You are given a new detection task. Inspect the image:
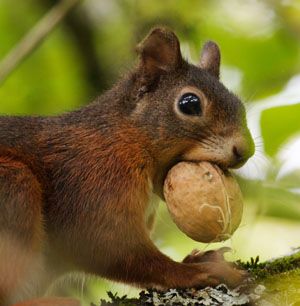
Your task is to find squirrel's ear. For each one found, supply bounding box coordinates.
[136,27,183,77]
[199,41,221,79]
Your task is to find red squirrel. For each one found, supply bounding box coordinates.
[0,27,254,305]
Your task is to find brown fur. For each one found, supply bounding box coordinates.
[0,27,254,305]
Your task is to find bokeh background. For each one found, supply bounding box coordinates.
[1,0,300,304]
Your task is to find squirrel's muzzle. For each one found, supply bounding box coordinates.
[182,128,255,170]
[227,130,255,169]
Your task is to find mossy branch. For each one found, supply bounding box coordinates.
[238,248,300,279]
[97,249,300,306]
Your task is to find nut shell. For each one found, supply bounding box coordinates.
[163,161,243,243]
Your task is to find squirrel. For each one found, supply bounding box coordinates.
[0,27,254,306]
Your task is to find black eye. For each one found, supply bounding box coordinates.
[178,93,202,116]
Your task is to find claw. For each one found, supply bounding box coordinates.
[218,246,232,254]
[183,247,233,264]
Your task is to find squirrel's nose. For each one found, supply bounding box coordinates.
[229,143,254,169]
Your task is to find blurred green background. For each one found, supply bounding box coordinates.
[1,0,300,304]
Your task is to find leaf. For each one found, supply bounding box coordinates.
[260,103,300,157]
[238,177,300,220]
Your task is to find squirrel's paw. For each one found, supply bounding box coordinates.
[182,247,231,264]
[189,261,248,288]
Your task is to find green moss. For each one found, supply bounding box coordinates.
[96,291,141,306]
[257,270,300,305]
[238,249,300,279]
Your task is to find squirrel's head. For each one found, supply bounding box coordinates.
[125,27,254,177]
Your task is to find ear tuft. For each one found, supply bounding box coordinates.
[136,27,183,77]
[199,41,221,79]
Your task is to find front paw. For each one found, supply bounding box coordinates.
[189,261,248,288]
[182,247,231,264]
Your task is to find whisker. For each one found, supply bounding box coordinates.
[243,90,259,104]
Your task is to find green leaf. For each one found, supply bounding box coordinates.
[260,103,300,157]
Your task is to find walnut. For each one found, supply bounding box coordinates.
[163,161,243,243]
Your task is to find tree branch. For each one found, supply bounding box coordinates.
[0,0,81,85]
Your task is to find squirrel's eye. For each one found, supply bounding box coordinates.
[178,93,202,116]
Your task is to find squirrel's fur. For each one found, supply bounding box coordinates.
[0,27,254,305]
